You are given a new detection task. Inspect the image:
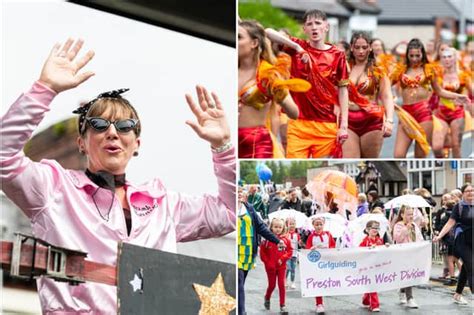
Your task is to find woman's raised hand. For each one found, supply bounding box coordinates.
[39,38,95,93]
[185,85,231,148]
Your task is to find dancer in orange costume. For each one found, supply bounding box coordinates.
[390,38,469,158]
[432,47,473,158]
[266,9,349,158]
[371,38,396,75]
[343,31,395,158]
[238,20,309,158]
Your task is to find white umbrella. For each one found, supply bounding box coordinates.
[268,209,309,228]
[384,195,432,209]
[308,213,348,238]
[348,213,389,246]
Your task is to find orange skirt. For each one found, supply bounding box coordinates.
[286,119,338,158]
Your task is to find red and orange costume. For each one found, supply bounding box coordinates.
[347,64,385,136]
[434,71,470,124]
[260,236,292,308]
[391,63,440,124]
[285,38,349,158]
[238,55,310,159]
[390,63,440,155]
[359,235,384,311]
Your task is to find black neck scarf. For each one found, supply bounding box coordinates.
[85,169,126,192]
[85,169,126,222]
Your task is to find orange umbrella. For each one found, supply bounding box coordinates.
[306,170,358,215]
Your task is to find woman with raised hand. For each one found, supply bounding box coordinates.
[390,38,469,158]
[238,20,306,158]
[0,38,236,313]
[432,47,473,158]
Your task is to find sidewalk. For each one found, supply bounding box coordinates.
[244,260,473,314]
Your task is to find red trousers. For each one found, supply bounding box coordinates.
[264,267,286,306]
[362,292,380,309]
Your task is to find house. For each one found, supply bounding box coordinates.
[270,0,381,42]
[269,0,470,49]
[376,0,464,48]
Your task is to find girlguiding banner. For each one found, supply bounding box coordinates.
[299,242,431,297]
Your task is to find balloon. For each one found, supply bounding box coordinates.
[258,165,272,181]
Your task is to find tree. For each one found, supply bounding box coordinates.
[240,161,259,184]
[239,0,303,38]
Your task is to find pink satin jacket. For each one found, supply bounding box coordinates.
[0,81,236,314]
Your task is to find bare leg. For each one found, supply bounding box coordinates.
[394,123,412,158]
[280,124,288,155]
[414,120,433,158]
[342,129,361,158]
[432,119,449,157]
[360,130,384,158]
[449,118,465,158]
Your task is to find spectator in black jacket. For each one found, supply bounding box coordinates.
[238,188,285,315]
[282,188,302,212]
[434,193,461,282]
[301,187,314,217]
[434,183,474,305]
[368,190,384,211]
[268,190,286,215]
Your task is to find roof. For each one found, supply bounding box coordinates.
[377,0,460,24]
[67,0,235,46]
[372,162,406,182]
[271,0,351,19]
[340,0,381,14]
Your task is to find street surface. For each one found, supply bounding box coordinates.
[244,260,473,314]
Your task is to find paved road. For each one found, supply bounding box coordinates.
[379,116,473,158]
[243,261,473,314]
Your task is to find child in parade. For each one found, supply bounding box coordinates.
[392,205,424,308]
[306,217,336,314]
[260,218,293,312]
[286,217,301,289]
[359,220,386,312]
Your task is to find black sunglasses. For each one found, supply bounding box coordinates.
[84,117,139,134]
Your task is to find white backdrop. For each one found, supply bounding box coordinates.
[1,0,236,195]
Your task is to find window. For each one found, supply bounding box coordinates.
[411,172,419,189]
[464,173,472,185]
[434,170,445,195]
[422,171,432,192]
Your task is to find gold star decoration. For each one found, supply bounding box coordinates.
[193,273,236,315]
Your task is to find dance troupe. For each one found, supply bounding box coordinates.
[238,10,473,159]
